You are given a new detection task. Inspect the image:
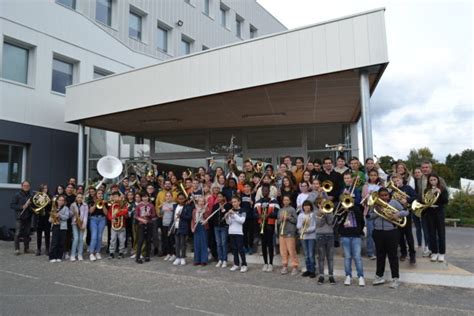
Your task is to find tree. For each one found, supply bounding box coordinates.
[433,163,456,187]
[446,149,474,181]
[406,147,437,170]
[377,155,395,173]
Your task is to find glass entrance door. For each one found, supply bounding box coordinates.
[246,148,305,169]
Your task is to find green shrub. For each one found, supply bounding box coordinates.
[446,190,474,225]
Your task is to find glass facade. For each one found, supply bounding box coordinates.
[129,11,142,40]
[52,58,73,94]
[0,143,24,184]
[2,42,29,84]
[96,0,112,26]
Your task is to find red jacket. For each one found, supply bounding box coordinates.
[107,203,128,222]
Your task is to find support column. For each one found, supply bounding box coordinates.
[360,70,373,160]
[77,123,85,185]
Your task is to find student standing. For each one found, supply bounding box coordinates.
[49,195,71,262]
[70,194,89,261]
[277,196,299,276]
[297,200,317,278]
[227,196,248,273]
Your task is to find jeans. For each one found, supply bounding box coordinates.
[137,222,152,259]
[425,208,446,254]
[36,215,50,252]
[214,226,229,262]
[373,229,400,279]
[366,218,375,256]
[301,239,316,273]
[193,224,208,264]
[14,218,31,251]
[341,236,364,278]
[109,228,126,254]
[317,234,334,276]
[49,225,66,260]
[230,234,246,266]
[71,224,85,258]
[89,216,106,254]
[175,234,187,259]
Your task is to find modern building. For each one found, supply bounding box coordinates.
[0,0,286,227]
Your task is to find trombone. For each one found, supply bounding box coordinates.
[321,180,333,193]
[299,215,310,239]
[279,210,288,235]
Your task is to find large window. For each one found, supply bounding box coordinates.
[52,57,73,94]
[157,24,169,53]
[2,42,29,84]
[250,24,258,39]
[0,143,24,185]
[129,10,142,40]
[203,0,210,16]
[220,4,228,28]
[96,0,112,26]
[181,36,192,55]
[56,0,76,9]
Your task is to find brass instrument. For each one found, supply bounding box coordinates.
[95,199,106,210]
[299,214,310,239]
[320,199,334,214]
[411,188,440,218]
[259,204,268,234]
[111,203,124,231]
[49,197,60,225]
[72,204,84,230]
[168,205,182,236]
[387,180,410,206]
[279,210,288,235]
[254,161,264,173]
[367,192,407,228]
[321,180,333,193]
[31,192,51,214]
[178,182,189,200]
[334,175,359,218]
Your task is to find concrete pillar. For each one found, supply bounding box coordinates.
[77,123,85,185]
[360,70,373,160]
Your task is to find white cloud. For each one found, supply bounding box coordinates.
[258,0,473,161]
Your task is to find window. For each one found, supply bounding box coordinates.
[56,0,76,9]
[157,24,169,53]
[93,67,113,79]
[0,143,25,185]
[96,0,112,26]
[250,25,258,39]
[2,42,29,84]
[203,0,210,16]
[202,45,209,51]
[129,11,142,40]
[219,4,228,27]
[52,57,73,94]
[236,15,243,38]
[181,36,192,55]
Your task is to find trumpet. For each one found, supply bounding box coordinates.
[299,215,310,239]
[368,192,407,228]
[321,180,333,193]
[412,188,440,218]
[279,210,288,235]
[95,199,107,210]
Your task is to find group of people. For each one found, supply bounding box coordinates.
[10,155,449,289]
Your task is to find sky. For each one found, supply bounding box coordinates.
[258,0,473,161]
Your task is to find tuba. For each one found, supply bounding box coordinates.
[321,180,333,193]
[411,188,440,218]
[95,156,124,190]
[387,180,410,207]
[111,204,124,231]
[368,192,407,228]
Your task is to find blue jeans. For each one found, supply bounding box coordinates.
[71,224,85,258]
[193,224,208,264]
[301,239,316,273]
[412,213,429,248]
[341,237,364,277]
[214,226,228,261]
[366,218,375,256]
[89,216,106,254]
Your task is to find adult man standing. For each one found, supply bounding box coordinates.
[10,181,33,255]
[318,157,343,201]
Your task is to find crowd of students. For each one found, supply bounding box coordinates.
[10,155,449,289]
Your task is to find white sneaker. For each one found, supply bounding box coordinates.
[372,275,385,285]
[64,253,70,260]
[389,278,400,289]
[49,259,55,263]
[438,254,445,262]
[359,277,366,287]
[262,264,268,272]
[172,258,180,265]
[344,276,351,286]
[90,254,96,261]
[95,253,102,260]
[422,247,431,257]
[230,265,239,271]
[169,255,176,262]
[56,259,62,263]
[240,265,248,273]
[267,264,273,272]
[180,258,186,266]
[164,254,170,261]
[130,254,136,259]
[78,255,84,261]
[221,261,227,268]
[430,253,439,262]
[70,257,76,262]
[216,260,222,268]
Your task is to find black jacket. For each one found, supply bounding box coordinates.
[10,190,33,220]
[211,203,231,227]
[337,206,365,237]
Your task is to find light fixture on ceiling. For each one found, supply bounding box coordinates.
[140,118,182,124]
[176,20,184,27]
[241,112,286,119]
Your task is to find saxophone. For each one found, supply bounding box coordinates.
[49,196,60,225]
[74,204,84,230]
